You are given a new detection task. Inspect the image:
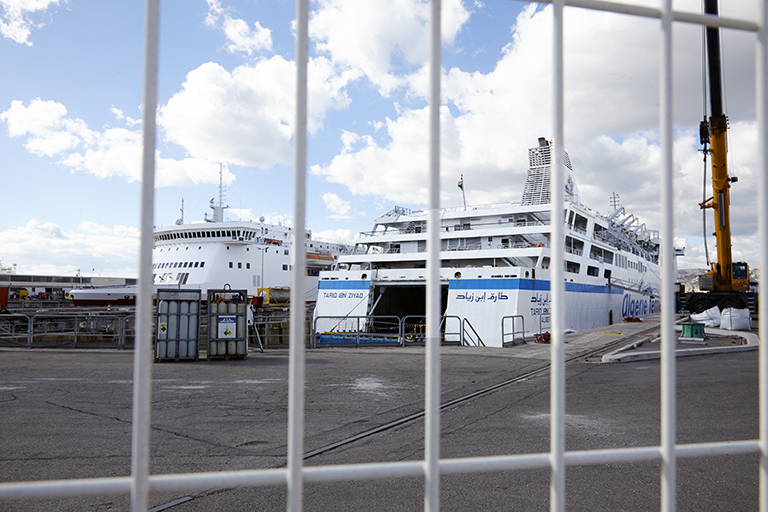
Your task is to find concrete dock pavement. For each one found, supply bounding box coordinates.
[0,319,760,511]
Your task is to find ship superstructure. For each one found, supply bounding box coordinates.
[314,138,661,346]
[69,195,348,306]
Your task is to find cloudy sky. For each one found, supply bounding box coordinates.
[0,0,763,277]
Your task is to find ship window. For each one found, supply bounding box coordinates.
[194,262,199,268]
[228,262,233,268]
[246,263,250,269]
[183,262,187,268]
[604,269,612,279]
[282,264,288,271]
[587,266,599,277]
[284,249,289,255]
[565,260,580,274]
[227,230,231,237]
[238,262,242,269]
[200,262,205,268]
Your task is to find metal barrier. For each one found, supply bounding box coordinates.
[0,315,31,346]
[0,313,135,349]
[312,314,464,348]
[312,315,402,347]
[401,315,462,346]
[252,314,318,348]
[501,315,526,346]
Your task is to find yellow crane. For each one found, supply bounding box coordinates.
[684,0,754,314]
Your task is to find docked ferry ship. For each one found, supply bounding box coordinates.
[68,197,349,306]
[314,138,662,347]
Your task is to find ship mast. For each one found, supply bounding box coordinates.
[206,163,229,223]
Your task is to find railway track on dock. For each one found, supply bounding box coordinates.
[303,324,661,460]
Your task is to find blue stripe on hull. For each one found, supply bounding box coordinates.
[448,278,623,295]
[318,280,370,290]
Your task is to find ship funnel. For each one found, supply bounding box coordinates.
[538,137,549,147]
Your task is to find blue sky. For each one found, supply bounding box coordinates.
[0,0,763,277]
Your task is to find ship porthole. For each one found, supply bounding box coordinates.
[525,271,529,278]
[361,273,367,280]
[454,272,462,279]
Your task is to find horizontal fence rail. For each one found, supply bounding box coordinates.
[0,313,136,349]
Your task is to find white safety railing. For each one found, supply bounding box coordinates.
[0,1,765,511]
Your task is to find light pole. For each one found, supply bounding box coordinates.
[257,247,266,298]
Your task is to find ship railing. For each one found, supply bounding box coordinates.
[311,314,464,347]
[571,226,587,236]
[0,313,135,349]
[564,247,583,256]
[461,318,485,347]
[401,315,462,346]
[312,315,402,347]
[501,315,526,346]
[356,219,553,240]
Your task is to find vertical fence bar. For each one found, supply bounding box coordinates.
[757,2,768,510]
[287,0,309,511]
[424,0,442,510]
[550,2,566,511]
[659,1,676,510]
[131,0,160,511]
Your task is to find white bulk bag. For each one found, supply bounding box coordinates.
[720,308,751,331]
[690,306,721,327]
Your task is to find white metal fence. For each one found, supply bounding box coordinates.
[0,1,765,511]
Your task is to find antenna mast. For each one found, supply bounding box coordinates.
[609,192,621,210]
[219,163,224,207]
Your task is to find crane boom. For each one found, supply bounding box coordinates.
[698,0,748,294]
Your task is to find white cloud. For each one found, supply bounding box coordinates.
[111,106,139,126]
[205,0,273,56]
[312,228,355,244]
[1,98,92,156]
[310,0,471,96]
[0,0,61,45]
[223,17,272,55]
[158,57,352,168]
[0,219,138,277]
[204,0,224,27]
[229,208,258,221]
[1,98,236,186]
[321,192,352,219]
